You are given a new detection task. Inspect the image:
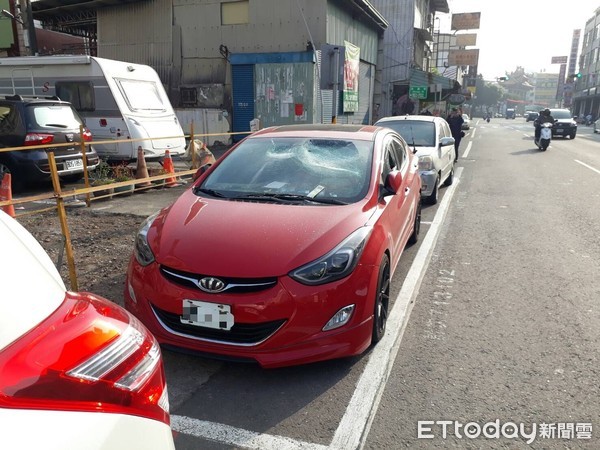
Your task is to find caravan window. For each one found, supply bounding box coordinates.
[55,81,95,112]
[115,79,166,112]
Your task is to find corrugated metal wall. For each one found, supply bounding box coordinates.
[370,0,415,117]
[97,0,173,86]
[326,1,379,64]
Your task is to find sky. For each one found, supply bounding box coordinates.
[441,0,600,80]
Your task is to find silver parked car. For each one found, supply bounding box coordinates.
[375,115,455,204]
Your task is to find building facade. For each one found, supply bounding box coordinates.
[370,0,455,118]
[32,0,387,138]
[532,72,560,108]
[572,7,600,120]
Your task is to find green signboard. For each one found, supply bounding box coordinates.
[409,86,428,100]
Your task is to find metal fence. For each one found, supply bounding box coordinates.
[0,125,250,291]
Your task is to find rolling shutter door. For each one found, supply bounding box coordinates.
[232,64,255,142]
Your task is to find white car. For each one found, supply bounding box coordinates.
[375,115,455,204]
[461,114,471,130]
[0,210,175,450]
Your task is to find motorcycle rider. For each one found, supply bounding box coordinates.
[534,108,555,143]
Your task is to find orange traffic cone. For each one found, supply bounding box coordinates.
[163,150,178,187]
[136,146,152,189]
[0,173,16,218]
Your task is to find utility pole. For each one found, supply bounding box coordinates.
[18,0,37,55]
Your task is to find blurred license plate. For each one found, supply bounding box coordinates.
[555,128,563,133]
[66,159,83,170]
[180,299,234,330]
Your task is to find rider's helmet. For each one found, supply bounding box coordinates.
[543,108,551,115]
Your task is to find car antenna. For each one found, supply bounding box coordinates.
[408,125,417,154]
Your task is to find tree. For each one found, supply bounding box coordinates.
[473,82,505,107]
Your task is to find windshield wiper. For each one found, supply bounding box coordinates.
[44,123,68,128]
[238,193,348,205]
[195,187,227,198]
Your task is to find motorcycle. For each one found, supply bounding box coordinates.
[535,122,553,151]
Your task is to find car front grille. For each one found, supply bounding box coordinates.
[151,303,286,345]
[160,265,278,294]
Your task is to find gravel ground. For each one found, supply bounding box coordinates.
[19,209,144,307]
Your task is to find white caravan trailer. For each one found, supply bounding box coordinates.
[0,55,186,162]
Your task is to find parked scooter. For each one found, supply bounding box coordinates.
[535,122,553,151]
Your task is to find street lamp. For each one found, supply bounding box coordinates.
[2,2,37,56]
[1,9,23,25]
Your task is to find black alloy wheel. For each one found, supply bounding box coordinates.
[372,254,391,344]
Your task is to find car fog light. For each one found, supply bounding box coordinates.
[128,282,137,304]
[323,305,355,331]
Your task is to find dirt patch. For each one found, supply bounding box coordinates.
[19,209,145,307]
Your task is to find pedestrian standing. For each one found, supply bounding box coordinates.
[446,108,464,162]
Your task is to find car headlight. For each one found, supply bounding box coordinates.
[134,212,159,266]
[289,227,373,285]
[418,155,434,171]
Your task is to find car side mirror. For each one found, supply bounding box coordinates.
[192,163,212,181]
[385,170,403,195]
[440,136,455,147]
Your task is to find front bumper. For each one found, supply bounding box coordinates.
[419,169,437,197]
[124,257,378,368]
[552,124,577,137]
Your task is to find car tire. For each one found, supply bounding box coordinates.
[424,176,439,205]
[444,165,454,187]
[570,132,576,139]
[372,253,390,344]
[407,199,421,245]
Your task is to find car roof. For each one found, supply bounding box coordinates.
[249,124,384,141]
[375,115,443,124]
[0,94,70,106]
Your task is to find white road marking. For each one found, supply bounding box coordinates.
[171,416,327,450]
[470,128,477,139]
[462,141,473,159]
[575,159,600,175]
[171,170,464,450]
[331,168,463,450]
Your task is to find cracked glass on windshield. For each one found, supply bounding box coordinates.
[199,136,373,204]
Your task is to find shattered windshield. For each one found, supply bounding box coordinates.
[380,121,435,147]
[198,137,373,204]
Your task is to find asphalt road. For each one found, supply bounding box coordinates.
[164,121,600,449]
[364,120,600,449]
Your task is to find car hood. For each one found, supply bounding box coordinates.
[148,189,374,277]
[555,118,576,124]
[412,146,437,158]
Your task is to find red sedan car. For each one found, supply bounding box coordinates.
[125,124,421,368]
